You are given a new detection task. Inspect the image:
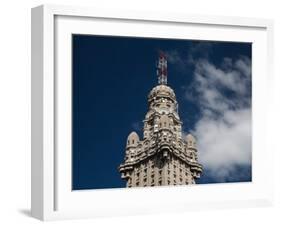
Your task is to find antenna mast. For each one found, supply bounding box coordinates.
[157,51,168,85]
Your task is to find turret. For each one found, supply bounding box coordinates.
[126,131,139,148]
[186,133,196,149]
[185,133,198,162]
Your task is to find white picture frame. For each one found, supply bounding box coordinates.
[31,4,274,221]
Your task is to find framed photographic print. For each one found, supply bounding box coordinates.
[31,4,274,221]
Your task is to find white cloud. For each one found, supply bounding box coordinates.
[166,43,214,70]
[235,56,251,77]
[185,56,252,182]
[194,108,251,181]
[194,59,250,97]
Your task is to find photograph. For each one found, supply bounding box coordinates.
[72,34,252,190]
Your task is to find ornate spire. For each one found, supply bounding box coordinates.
[157,51,168,85]
[119,53,203,188]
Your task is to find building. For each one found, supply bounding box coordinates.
[119,52,203,187]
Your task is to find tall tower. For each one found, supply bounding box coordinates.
[119,52,202,187]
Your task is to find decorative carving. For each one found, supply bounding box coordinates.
[119,54,202,187]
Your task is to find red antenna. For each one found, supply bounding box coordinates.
[157,50,168,85]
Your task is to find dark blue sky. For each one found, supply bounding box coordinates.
[72,35,252,190]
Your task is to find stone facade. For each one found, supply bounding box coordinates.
[119,55,202,188]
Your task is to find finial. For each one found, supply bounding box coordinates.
[157,50,168,85]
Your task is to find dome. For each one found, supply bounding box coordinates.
[186,133,196,148]
[126,131,139,147]
[148,85,176,101]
